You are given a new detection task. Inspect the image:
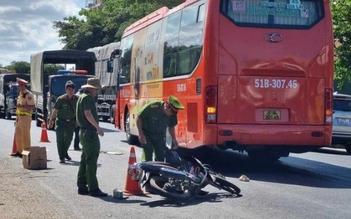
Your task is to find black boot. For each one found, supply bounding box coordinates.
[89,188,108,197]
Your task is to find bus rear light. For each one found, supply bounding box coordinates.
[205,86,217,124]
[325,88,333,124]
[207,107,216,113]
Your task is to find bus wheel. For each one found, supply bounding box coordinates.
[125,112,139,145]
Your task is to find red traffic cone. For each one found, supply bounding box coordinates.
[10,132,18,156]
[40,121,50,142]
[123,147,144,196]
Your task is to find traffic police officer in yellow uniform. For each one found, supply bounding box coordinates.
[14,78,35,157]
[136,95,185,162]
[49,81,78,163]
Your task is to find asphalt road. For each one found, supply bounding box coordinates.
[0,118,350,219]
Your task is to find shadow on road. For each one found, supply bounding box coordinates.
[138,192,241,208]
[175,146,351,190]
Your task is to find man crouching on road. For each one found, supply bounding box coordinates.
[136,95,185,162]
[76,78,107,197]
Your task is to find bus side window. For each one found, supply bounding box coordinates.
[177,3,205,75]
[163,11,181,78]
[120,35,134,84]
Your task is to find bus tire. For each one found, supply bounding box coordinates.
[125,111,139,145]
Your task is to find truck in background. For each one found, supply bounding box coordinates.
[87,42,120,123]
[30,50,96,128]
[0,73,31,119]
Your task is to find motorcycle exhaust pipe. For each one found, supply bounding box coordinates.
[160,168,201,183]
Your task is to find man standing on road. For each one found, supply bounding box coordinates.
[12,78,35,157]
[136,95,185,162]
[76,78,107,197]
[49,80,79,163]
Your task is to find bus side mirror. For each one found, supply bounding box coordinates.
[44,85,49,92]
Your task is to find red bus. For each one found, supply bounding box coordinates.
[114,0,334,161]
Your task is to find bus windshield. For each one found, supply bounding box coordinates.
[221,0,324,29]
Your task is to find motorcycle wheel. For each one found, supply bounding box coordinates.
[149,176,193,201]
[212,176,241,195]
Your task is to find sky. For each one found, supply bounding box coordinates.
[0,0,87,67]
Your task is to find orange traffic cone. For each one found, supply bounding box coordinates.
[40,121,50,142]
[10,132,18,156]
[123,146,145,196]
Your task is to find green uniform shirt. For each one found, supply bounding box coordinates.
[138,101,177,135]
[54,94,78,121]
[76,92,99,131]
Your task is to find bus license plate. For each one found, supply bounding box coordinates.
[263,110,281,120]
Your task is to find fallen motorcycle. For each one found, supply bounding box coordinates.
[128,148,241,200]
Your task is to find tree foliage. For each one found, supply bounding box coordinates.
[4,62,64,76]
[332,1,351,87]
[53,0,183,50]
[5,61,30,74]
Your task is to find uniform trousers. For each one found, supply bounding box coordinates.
[141,133,166,162]
[15,115,32,153]
[55,119,75,159]
[77,129,100,191]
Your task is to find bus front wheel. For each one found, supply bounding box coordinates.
[125,112,139,145]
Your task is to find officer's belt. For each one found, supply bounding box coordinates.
[16,110,32,116]
[80,127,96,131]
[58,118,75,122]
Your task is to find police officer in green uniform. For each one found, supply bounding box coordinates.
[136,95,185,162]
[76,78,107,197]
[49,80,78,163]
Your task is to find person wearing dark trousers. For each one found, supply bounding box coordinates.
[73,126,81,150]
[76,78,107,197]
[49,80,78,163]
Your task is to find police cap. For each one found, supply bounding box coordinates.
[65,80,75,88]
[17,78,28,86]
[168,95,185,110]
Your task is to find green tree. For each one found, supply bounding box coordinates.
[5,61,30,73]
[332,0,351,88]
[53,0,184,50]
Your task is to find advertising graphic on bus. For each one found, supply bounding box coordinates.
[114,0,334,161]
